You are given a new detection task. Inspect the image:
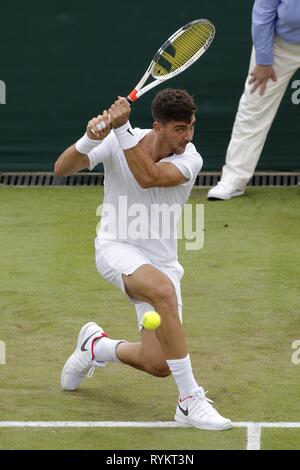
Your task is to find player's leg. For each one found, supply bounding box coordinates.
[61,242,232,430]
[61,242,173,389]
[121,264,187,359]
[115,328,170,377]
[61,263,177,389]
[93,264,184,374]
[116,264,232,430]
[93,262,194,387]
[118,264,200,398]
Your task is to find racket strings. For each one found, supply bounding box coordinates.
[152,22,214,78]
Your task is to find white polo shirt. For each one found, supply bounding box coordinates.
[88,128,203,265]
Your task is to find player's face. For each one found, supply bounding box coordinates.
[159,115,196,154]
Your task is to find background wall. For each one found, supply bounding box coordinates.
[0,0,299,172]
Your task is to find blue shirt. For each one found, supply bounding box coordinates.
[252,0,300,65]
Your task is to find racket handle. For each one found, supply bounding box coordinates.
[94,95,134,132]
[96,121,108,131]
[127,89,138,103]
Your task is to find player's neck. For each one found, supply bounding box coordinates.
[144,131,174,162]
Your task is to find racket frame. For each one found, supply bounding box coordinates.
[127,19,215,103]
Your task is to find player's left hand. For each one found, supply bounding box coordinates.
[87,110,111,139]
[109,97,131,128]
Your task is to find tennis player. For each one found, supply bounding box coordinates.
[55,88,232,431]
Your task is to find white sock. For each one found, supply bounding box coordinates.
[93,337,125,363]
[166,354,199,400]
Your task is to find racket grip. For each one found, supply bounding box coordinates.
[127,89,138,103]
[95,95,133,131]
[96,121,108,131]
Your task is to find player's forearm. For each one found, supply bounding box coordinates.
[55,114,110,177]
[54,144,88,177]
[123,146,158,188]
[112,120,158,187]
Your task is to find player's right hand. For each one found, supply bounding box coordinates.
[109,97,131,128]
[87,110,111,140]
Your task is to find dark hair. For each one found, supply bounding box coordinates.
[151,88,196,123]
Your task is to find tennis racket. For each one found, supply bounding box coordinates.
[96,19,215,131]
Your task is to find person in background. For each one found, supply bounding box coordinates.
[208,0,300,201]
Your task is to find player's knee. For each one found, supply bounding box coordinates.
[152,282,177,307]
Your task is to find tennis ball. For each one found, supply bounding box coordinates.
[141,311,161,330]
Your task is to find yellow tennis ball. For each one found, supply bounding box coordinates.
[141,311,161,330]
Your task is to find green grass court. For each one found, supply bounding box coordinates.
[0,186,300,449]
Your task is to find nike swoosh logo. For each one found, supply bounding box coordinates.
[127,128,134,136]
[81,331,100,352]
[178,403,189,416]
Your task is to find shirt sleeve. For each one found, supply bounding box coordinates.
[252,0,280,65]
[87,132,115,171]
[168,145,203,182]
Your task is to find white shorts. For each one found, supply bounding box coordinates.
[95,238,184,331]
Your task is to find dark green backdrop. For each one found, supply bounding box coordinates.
[0,0,299,172]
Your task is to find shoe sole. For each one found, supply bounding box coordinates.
[207,191,244,201]
[175,414,233,431]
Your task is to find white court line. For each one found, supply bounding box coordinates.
[234,422,300,428]
[0,421,300,428]
[1,421,300,450]
[246,424,261,450]
[0,421,181,428]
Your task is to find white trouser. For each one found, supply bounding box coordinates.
[221,36,300,190]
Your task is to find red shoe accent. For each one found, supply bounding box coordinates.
[91,332,108,361]
[179,395,192,403]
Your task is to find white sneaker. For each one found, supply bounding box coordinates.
[207,181,244,200]
[61,322,108,391]
[175,387,232,431]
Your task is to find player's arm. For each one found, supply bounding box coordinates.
[109,97,187,188]
[123,146,188,188]
[54,145,90,177]
[54,112,110,177]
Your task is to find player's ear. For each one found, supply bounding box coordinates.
[153,121,161,134]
